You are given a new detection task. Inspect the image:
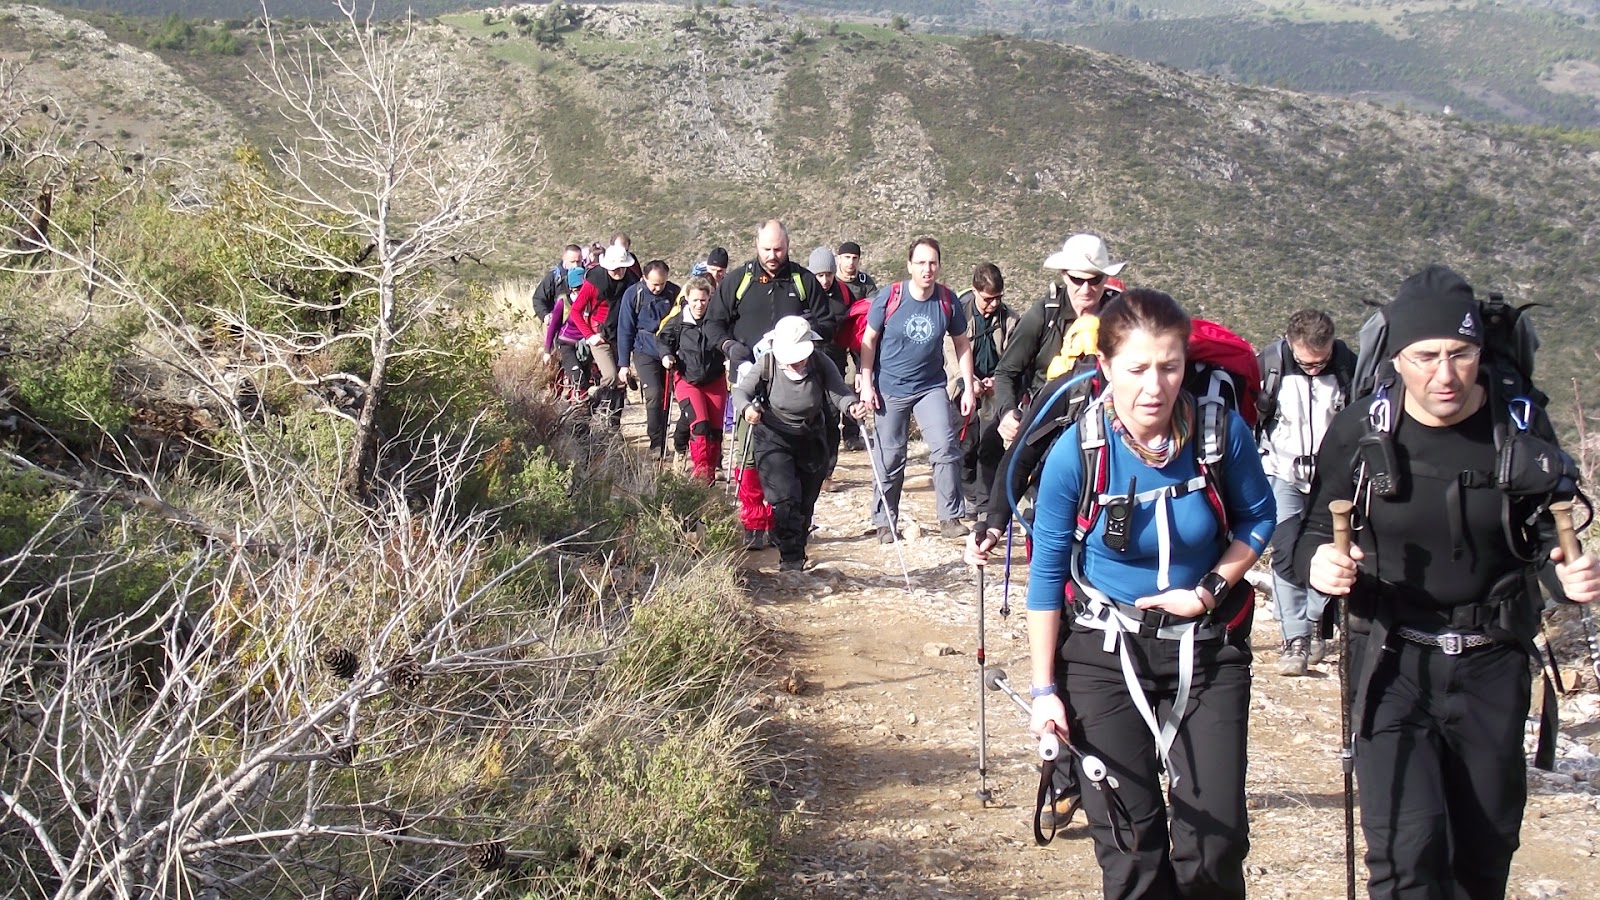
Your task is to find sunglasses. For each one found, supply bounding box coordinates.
[1065,273,1107,287]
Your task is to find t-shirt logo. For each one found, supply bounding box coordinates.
[905,314,936,344]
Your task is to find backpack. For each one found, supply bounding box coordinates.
[1353,285,1541,405]
[1256,337,1356,441]
[733,264,807,306]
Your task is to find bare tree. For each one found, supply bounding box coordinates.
[226,1,538,499]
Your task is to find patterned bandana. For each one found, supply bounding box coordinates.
[1107,391,1193,468]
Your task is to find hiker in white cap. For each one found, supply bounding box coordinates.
[569,241,640,426]
[732,316,867,572]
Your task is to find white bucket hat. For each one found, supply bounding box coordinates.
[598,242,635,270]
[1042,234,1125,276]
[769,315,821,366]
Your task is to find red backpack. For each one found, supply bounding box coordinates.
[836,281,956,354]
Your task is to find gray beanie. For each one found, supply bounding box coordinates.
[808,246,836,274]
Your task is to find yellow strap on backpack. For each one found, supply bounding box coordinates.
[1044,314,1101,381]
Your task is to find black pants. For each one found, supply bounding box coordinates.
[1354,637,1529,899]
[673,398,694,455]
[1063,625,1252,900]
[959,398,1004,519]
[752,423,827,564]
[632,352,669,454]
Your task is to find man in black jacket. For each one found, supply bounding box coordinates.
[706,220,834,368]
[836,240,877,303]
[531,244,582,319]
[1300,266,1600,898]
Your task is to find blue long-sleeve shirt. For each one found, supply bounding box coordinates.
[1025,406,1275,612]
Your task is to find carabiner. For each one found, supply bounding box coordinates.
[1509,397,1532,433]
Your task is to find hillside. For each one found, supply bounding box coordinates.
[5,2,1600,411]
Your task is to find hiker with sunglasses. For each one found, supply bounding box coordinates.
[1026,289,1275,900]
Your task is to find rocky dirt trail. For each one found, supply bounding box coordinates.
[723,438,1600,900]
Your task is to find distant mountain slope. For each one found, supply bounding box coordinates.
[7,3,1600,418]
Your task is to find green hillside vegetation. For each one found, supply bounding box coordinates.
[1074,6,1600,126]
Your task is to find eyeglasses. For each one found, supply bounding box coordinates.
[1398,347,1481,373]
[975,292,1004,304]
[1065,273,1106,287]
[1293,353,1331,373]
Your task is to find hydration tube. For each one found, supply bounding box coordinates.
[1003,368,1103,540]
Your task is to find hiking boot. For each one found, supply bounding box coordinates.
[940,519,969,539]
[778,558,806,573]
[821,477,836,493]
[1038,794,1083,830]
[1277,636,1310,677]
[1307,636,1328,666]
[844,436,867,452]
[877,526,896,545]
[744,529,770,551]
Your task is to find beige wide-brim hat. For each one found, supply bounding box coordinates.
[1042,233,1126,276]
[770,315,821,365]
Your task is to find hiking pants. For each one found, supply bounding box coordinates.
[731,416,772,532]
[674,378,726,484]
[752,423,827,564]
[1062,626,1252,900]
[1355,637,1528,900]
[587,339,623,427]
[631,352,669,455]
[870,386,964,528]
[1269,476,1331,642]
[557,342,592,402]
[956,391,1003,519]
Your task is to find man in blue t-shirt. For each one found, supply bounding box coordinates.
[858,237,977,542]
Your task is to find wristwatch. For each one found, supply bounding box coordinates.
[1197,572,1230,611]
[1029,683,1057,699]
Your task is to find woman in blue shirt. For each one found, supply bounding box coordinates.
[1025,288,1274,900]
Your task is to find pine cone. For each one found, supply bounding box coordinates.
[384,654,423,690]
[320,644,359,680]
[466,840,507,872]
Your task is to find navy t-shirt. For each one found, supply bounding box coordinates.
[867,282,967,398]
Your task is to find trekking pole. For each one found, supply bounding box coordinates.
[723,402,738,496]
[1330,499,1357,900]
[860,416,912,590]
[1552,501,1600,684]
[975,566,992,806]
[1000,522,1015,619]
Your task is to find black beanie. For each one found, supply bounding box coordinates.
[706,246,729,268]
[1386,265,1481,355]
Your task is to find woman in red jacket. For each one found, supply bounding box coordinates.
[569,242,638,426]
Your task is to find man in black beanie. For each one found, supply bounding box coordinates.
[1294,264,1600,898]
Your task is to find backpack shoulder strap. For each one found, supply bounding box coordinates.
[1073,401,1112,542]
[1256,338,1289,437]
[936,284,956,319]
[884,280,905,321]
[791,271,806,303]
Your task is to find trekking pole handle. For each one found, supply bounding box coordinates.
[1039,731,1060,761]
[1330,499,1355,554]
[1551,500,1582,563]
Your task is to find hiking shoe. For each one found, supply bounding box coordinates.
[844,436,867,452]
[822,477,836,493]
[877,526,896,545]
[744,529,770,551]
[1038,794,1083,830]
[778,558,806,573]
[940,519,969,539]
[1277,637,1309,677]
[1307,636,1328,666]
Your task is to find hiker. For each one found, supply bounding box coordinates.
[808,246,855,492]
[1299,265,1600,899]
[835,239,878,303]
[706,220,834,550]
[569,242,639,426]
[544,266,595,403]
[947,263,1019,521]
[835,238,876,455]
[616,259,682,459]
[531,243,582,320]
[703,246,729,287]
[857,236,977,542]
[1256,309,1357,676]
[732,316,869,572]
[1026,288,1274,900]
[659,275,725,484]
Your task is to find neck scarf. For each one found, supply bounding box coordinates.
[1107,392,1193,468]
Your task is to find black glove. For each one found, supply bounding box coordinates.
[724,341,752,366]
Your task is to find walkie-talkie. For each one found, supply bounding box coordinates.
[1103,476,1135,552]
